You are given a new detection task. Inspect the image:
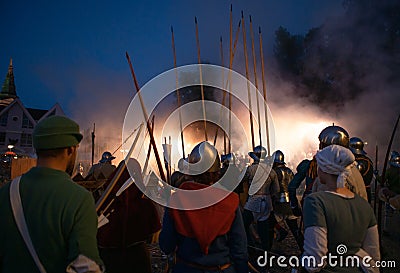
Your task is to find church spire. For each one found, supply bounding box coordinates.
[1,58,17,99]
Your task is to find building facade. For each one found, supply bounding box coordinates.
[0,59,65,158]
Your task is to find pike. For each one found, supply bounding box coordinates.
[91,123,95,166]
[195,17,208,141]
[125,52,167,183]
[373,144,378,214]
[249,15,262,147]
[228,19,241,153]
[171,26,186,158]
[96,122,144,213]
[142,115,155,176]
[377,113,400,243]
[213,13,241,153]
[213,36,227,152]
[259,27,271,155]
[242,11,255,150]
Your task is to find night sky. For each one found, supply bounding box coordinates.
[0,0,343,113]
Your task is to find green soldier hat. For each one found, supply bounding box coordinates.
[33,115,83,150]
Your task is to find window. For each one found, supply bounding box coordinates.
[20,133,32,147]
[0,132,5,145]
[22,113,34,128]
[0,111,8,126]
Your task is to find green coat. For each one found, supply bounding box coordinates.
[0,167,103,272]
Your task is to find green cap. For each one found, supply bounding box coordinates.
[33,115,83,150]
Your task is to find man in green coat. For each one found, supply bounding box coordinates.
[0,115,104,272]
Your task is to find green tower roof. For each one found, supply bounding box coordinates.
[1,58,17,100]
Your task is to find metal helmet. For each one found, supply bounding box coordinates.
[349,137,366,155]
[177,157,189,172]
[318,125,350,149]
[248,145,267,161]
[390,151,400,168]
[273,150,285,164]
[99,151,116,163]
[189,141,220,173]
[221,153,235,165]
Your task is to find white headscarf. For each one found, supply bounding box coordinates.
[316,144,357,188]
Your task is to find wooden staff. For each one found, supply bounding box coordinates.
[213,36,227,151]
[228,5,233,154]
[242,11,255,150]
[91,123,95,166]
[373,144,378,213]
[125,52,167,182]
[195,17,208,141]
[142,115,155,176]
[377,114,400,244]
[96,122,144,212]
[249,15,262,147]
[259,26,271,155]
[213,15,241,152]
[171,26,186,158]
[228,20,241,154]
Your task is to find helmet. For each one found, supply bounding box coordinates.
[177,157,189,172]
[248,145,267,161]
[349,137,366,155]
[221,153,235,165]
[189,141,220,173]
[273,150,285,164]
[390,151,400,168]
[100,151,116,163]
[318,125,349,149]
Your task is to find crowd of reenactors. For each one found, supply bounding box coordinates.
[1,115,399,273]
[161,124,399,273]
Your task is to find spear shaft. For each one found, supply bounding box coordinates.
[171,26,186,158]
[125,52,167,182]
[373,144,378,213]
[228,20,241,154]
[142,115,155,176]
[91,123,95,166]
[213,36,227,153]
[377,114,400,244]
[242,11,255,150]
[214,19,241,151]
[259,27,271,155]
[249,15,262,147]
[195,17,208,141]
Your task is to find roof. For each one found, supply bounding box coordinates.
[0,59,17,100]
[26,108,48,121]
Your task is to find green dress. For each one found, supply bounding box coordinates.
[0,167,103,272]
[303,191,378,272]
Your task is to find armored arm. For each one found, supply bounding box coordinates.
[288,160,310,215]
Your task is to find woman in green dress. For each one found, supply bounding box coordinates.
[302,144,380,273]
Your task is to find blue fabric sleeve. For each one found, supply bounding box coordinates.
[159,209,178,255]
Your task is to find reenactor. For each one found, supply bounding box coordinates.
[159,141,248,273]
[272,150,303,250]
[349,137,374,203]
[288,125,368,217]
[379,151,400,210]
[242,145,280,252]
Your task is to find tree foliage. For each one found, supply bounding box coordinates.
[273,0,400,107]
